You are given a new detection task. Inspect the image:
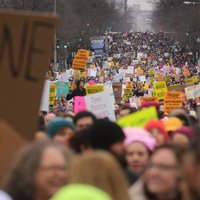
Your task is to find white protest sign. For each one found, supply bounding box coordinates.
[61,70,71,81]
[185,84,200,100]
[139,75,146,82]
[104,81,115,104]
[40,80,50,112]
[85,91,116,121]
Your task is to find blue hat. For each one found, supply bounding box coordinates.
[47,117,75,138]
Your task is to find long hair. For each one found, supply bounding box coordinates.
[1,140,70,200]
[70,151,131,200]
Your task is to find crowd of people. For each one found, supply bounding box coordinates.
[1,31,200,200]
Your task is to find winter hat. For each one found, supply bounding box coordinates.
[51,184,112,200]
[163,117,183,132]
[141,101,160,111]
[88,119,125,150]
[47,117,75,138]
[145,120,168,140]
[173,127,195,140]
[169,108,191,126]
[123,128,156,152]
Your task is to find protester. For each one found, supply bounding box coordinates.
[44,113,56,128]
[1,141,71,200]
[129,145,184,200]
[145,120,168,146]
[73,111,96,131]
[68,151,131,200]
[124,128,156,177]
[47,117,75,146]
[66,80,86,100]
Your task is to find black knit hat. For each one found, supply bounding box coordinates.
[88,119,125,151]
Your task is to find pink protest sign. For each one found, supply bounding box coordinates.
[74,96,86,114]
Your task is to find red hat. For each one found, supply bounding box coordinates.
[145,120,168,140]
[141,101,161,111]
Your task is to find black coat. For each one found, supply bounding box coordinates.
[66,88,86,100]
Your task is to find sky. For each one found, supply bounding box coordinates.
[127,0,154,10]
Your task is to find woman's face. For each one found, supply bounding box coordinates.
[144,149,179,198]
[126,142,150,174]
[172,133,189,146]
[150,128,165,147]
[34,147,67,199]
[54,127,74,146]
[79,81,85,89]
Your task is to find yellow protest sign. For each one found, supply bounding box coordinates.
[148,69,154,75]
[86,85,104,95]
[193,76,199,83]
[140,97,158,106]
[78,71,87,79]
[49,83,56,105]
[164,92,182,115]
[164,76,171,82]
[144,83,149,90]
[154,81,168,100]
[126,81,133,88]
[186,78,194,84]
[123,88,133,98]
[72,49,90,70]
[150,77,155,83]
[117,107,158,128]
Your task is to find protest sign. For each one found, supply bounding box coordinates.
[148,69,154,75]
[85,91,116,121]
[123,88,133,98]
[56,81,69,98]
[61,70,71,81]
[104,82,115,104]
[185,84,200,100]
[117,107,158,128]
[40,80,50,112]
[72,49,90,70]
[185,78,194,84]
[140,97,158,106]
[153,81,168,100]
[49,83,56,105]
[86,85,104,95]
[150,77,155,83]
[192,76,199,83]
[74,96,86,114]
[164,92,182,115]
[0,11,57,139]
[0,11,57,178]
[113,83,122,104]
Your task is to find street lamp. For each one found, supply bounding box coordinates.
[183,1,200,5]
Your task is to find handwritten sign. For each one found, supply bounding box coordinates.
[154,81,168,101]
[56,81,69,98]
[185,84,200,100]
[85,91,116,121]
[185,78,194,84]
[49,83,56,105]
[0,11,57,178]
[86,85,104,95]
[74,96,86,114]
[124,88,133,98]
[72,49,90,70]
[117,107,158,128]
[126,81,133,88]
[164,92,182,115]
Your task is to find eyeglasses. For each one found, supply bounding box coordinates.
[39,165,67,172]
[145,163,178,171]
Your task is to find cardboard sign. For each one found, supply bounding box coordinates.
[74,96,86,114]
[140,97,158,106]
[164,92,182,115]
[150,77,155,83]
[85,91,116,121]
[168,84,193,92]
[0,11,57,139]
[148,69,154,75]
[113,83,122,104]
[0,121,26,180]
[72,49,90,70]
[49,83,56,105]
[86,85,104,95]
[193,76,199,83]
[185,84,200,100]
[56,81,69,98]
[154,81,168,100]
[117,107,158,128]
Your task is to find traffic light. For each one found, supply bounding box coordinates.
[56,39,60,48]
[64,44,67,49]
